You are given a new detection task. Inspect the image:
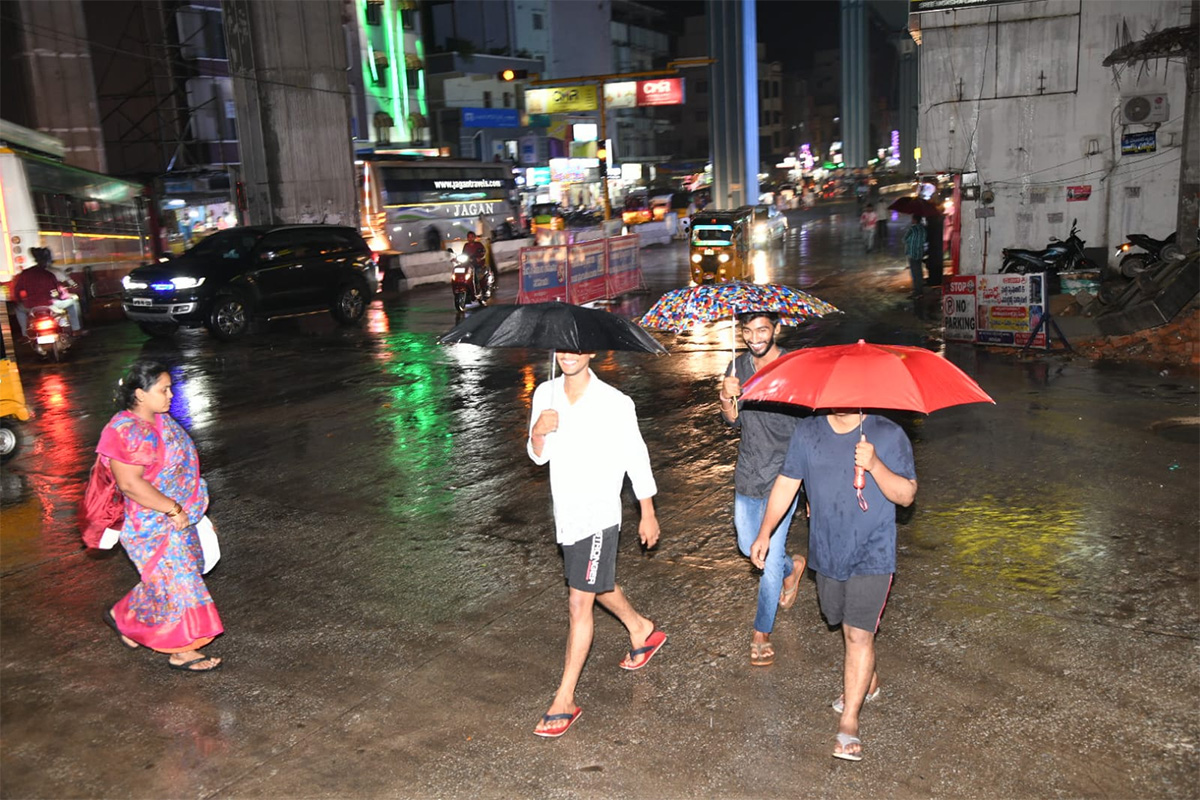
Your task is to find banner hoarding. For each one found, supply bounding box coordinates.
[518,246,569,304]
[976,273,1046,348]
[567,241,608,305]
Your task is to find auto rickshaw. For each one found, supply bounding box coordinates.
[530,203,565,234]
[621,192,652,226]
[0,300,32,463]
[689,209,751,284]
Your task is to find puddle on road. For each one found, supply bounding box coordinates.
[921,493,1090,600]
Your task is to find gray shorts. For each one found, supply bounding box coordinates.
[561,525,618,593]
[815,572,894,632]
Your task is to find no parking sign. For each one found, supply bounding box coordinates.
[942,276,977,342]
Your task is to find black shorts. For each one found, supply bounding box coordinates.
[815,572,893,632]
[561,525,618,593]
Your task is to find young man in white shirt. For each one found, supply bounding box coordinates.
[527,350,666,738]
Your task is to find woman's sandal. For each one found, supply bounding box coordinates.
[168,655,222,673]
[102,609,139,650]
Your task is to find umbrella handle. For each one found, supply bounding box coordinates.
[854,432,868,511]
[730,313,738,420]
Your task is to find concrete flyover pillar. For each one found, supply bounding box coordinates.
[840,0,869,168]
[706,0,758,209]
[5,0,106,172]
[222,0,356,225]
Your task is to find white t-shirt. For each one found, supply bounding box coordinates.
[527,370,657,545]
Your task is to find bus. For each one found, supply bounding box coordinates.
[0,128,152,304]
[357,156,518,285]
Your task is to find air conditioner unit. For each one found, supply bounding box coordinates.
[1120,94,1169,125]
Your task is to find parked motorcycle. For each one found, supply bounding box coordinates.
[24,305,73,361]
[1001,219,1097,289]
[450,250,493,313]
[1114,231,1178,277]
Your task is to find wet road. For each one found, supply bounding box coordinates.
[2,204,1197,799]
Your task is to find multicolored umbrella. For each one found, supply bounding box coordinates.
[638,282,839,333]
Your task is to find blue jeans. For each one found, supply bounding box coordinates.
[735,492,800,634]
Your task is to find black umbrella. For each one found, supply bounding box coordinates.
[888,196,941,218]
[440,302,667,354]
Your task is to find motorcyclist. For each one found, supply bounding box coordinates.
[462,231,494,295]
[12,247,83,337]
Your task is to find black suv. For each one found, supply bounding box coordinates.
[122,225,379,340]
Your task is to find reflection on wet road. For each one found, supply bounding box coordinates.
[1,203,1196,798]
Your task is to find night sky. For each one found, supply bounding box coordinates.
[645,0,841,72]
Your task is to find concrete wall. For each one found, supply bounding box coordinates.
[916,0,1189,271]
[222,0,356,225]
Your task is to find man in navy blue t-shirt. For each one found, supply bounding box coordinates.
[751,410,917,762]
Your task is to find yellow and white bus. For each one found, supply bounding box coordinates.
[357,155,517,287]
[1,129,151,302]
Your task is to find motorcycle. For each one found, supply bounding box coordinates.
[24,305,73,361]
[1114,231,1178,277]
[1001,218,1096,289]
[450,250,493,313]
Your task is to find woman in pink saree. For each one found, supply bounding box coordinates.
[99,360,224,672]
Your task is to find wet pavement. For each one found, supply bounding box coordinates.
[2,203,1197,799]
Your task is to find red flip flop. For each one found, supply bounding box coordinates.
[620,628,667,671]
[533,707,582,738]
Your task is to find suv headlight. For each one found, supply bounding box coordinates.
[170,276,205,290]
[122,276,148,290]
[691,253,702,263]
[718,253,731,263]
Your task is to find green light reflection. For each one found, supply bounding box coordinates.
[378,331,454,524]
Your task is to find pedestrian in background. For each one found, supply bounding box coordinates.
[751,410,917,762]
[94,360,224,672]
[874,197,889,243]
[860,205,878,253]
[527,350,666,738]
[719,312,805,667]
[903,215,927,299]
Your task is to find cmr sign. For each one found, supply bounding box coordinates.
[636,78,684,106]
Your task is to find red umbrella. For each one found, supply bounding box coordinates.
[741,339,994,413]
[741,340,994,511]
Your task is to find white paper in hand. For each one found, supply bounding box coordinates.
[197,515,220,574]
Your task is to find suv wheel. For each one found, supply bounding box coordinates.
[138,322,179,338]
[331,281,369,325]
[208,294,250,340]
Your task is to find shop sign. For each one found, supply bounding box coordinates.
[526,86,598,114]
[976,273,1046,348]
[1120,131,1156,155]
[461,107,519,128]
[942,275,977,342]
[637,78,684,107]
[519,135,539,166]
[1066,185,1091,202]
[604,82,638,109]
[525,167,551,186]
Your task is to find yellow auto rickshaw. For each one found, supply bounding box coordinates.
[689,210,751,284]
[0,300,32,463]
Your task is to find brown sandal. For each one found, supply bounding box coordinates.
[778,555,807,609]
[750,640,775,667]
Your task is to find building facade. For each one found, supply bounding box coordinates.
[915,0,1191,271]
